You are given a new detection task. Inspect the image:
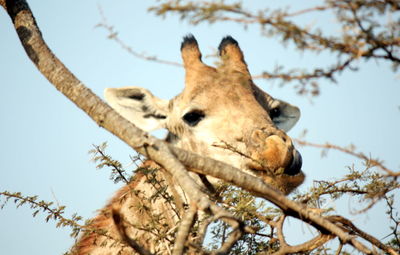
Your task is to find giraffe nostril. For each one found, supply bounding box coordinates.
[284,150,302,176]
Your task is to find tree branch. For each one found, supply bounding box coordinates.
[149,1,400,96]
[1,2,250,253]
[328,215,399,255]
[0,191,134,253]
[295,139,399,177]
[96,5,182,67]
[172,204,197,255]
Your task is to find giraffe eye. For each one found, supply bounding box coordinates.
[183,110,205,127]
[270,107,281,119]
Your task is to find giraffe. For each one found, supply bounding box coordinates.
[72,35,304,254]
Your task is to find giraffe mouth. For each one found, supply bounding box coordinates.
[247,150,304,194]
[247,150,303,177]
[283,150,302,176]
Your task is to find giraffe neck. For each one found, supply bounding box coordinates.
[72,161,187,255]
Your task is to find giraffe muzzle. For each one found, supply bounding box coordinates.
[247,130,302,176]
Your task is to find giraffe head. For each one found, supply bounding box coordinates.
[105,35,304,194]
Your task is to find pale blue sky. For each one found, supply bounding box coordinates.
[1,1,399,254]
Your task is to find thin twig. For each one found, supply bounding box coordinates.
[0,191,133,253]
[295,139,399,177]
[96,5,182,67]
[92,144,130,184]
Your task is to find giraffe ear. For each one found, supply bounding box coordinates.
[104,86,169,132]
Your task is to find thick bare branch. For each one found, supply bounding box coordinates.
[1,2,251,253]
[173,204,197,255]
